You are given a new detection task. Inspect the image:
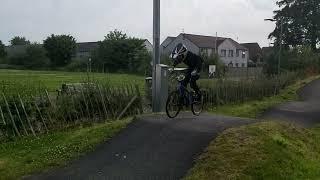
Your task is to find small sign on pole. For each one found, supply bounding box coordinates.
[209,65,216,78]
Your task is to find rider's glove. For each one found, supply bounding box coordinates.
[191,70,198,77]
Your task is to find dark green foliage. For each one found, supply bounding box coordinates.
[269,0,320,51]
[63,58,89,72]
[92,30,151,74]
[0,40,6,58]
[6,44,50,69]
[264,46,320,75]
[43,34,77,67]
[9,36,30,46]
[24,44,50,69]
[7,52,26,66]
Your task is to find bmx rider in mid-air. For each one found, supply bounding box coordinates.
[169,43,203,101]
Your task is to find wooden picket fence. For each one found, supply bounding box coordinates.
[200,72,299,108]
[0,83,142,141]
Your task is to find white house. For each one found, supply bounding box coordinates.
[161,33,249,68]
[143,39,153,52]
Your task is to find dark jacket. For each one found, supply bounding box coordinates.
[173,51,203,71]
[182,51,203,72]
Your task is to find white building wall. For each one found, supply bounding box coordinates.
[143,40,153,52]
[218,39,248,67]
[200,48,215,57]
[161,37,174,48]
[162,34,200,56]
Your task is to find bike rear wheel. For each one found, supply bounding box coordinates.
[166,91,181,118]
[191,92,204,116]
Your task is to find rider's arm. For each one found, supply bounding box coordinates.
[192,56,203,75]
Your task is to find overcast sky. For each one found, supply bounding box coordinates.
[0,0,278,47]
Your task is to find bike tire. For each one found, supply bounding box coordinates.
[191,93,204,116]
[166,91,181,118]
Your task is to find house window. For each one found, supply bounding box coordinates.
[228,50,234,57]
[242,63,245,67]
[236,50,240,57]
[236,63,239,67]
[201,48,211,56]
[220,49,226,57]
[242,51,246,58]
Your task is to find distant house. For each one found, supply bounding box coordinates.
[160,36,175,53]
[161,33,249,68]
[76,42,99,58]
[4,39,152,61]
[240,43,263,66]
[143,39,153,52]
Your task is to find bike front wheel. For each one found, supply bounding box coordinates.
[191,93,204,116]
[166,91,181,118]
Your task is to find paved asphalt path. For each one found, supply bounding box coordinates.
[25,113,254,180]
[262,78,320,127]
[26,79,320,180]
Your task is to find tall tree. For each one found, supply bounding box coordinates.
[10,36,30,46]
[93,30,150,73]
[43,34,76,67]
[0,40,6,58]
[269,0,320,51]
[24,43,50,69]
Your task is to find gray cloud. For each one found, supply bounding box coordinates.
[0,0,277,46]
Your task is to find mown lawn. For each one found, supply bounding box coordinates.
[185,121,320,180]
[0,69,145,92]
[186,75,320,180]
[0,119,132,180]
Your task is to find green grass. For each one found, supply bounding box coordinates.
[0,119,132,180]
[209,75,320,118]
[0,69,145,92]
[185,121,320,180]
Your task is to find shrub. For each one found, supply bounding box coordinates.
[24,44,50,69]
[64,58,89,72]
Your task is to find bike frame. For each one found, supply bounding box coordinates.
[177,81,193,107]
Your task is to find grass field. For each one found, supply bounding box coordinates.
[0,118,132,180]
[186,75,320,180]
[185,122,320,180]
[0,69,145,92]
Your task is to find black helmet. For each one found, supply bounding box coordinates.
[170,43,187,64]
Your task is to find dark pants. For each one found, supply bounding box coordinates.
[182,69,200,95]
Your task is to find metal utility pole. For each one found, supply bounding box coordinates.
[152,0,160,112]
[215,32,218,54]
[264,18,282,75]
[278,19,283,75]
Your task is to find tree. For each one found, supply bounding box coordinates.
[93,30,150,73]
[10,36,30,46]
[43,34,76,67]
[24,44,50,69]
[0,40,6,58]
[269,0,320,51]
[264,46,320,75]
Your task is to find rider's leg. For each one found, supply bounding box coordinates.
[179,70,191,104]
[190,74,201,99]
